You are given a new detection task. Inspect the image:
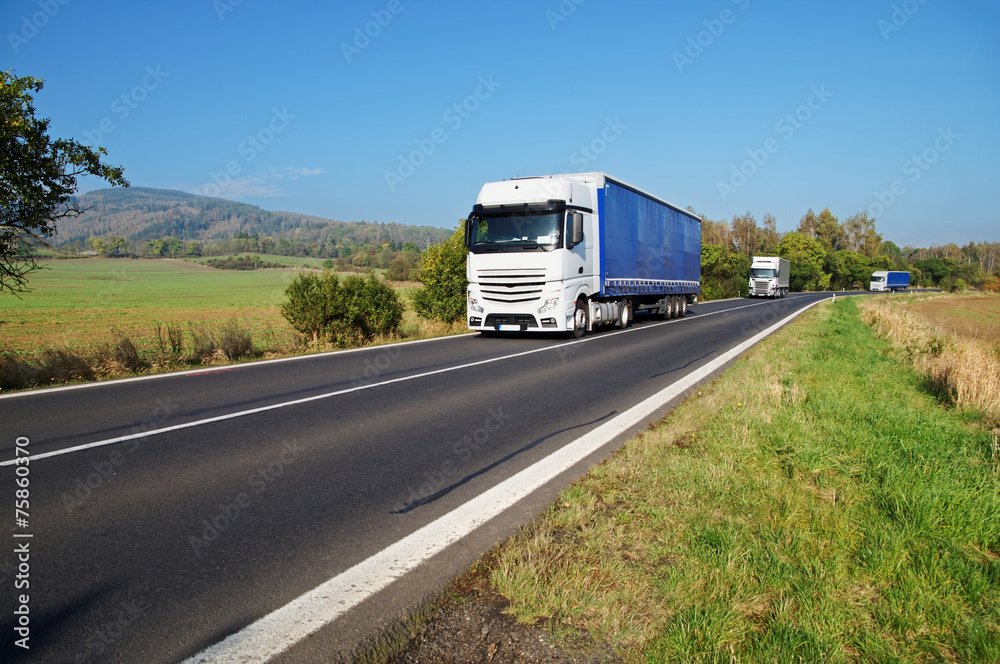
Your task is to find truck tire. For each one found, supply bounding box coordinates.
[671,295,680,319]
[572,298,589,338]
[617,299,632,329]
[679,296,687,317]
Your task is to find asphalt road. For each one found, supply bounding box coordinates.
[1,293,837,663]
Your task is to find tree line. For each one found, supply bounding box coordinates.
[698,207,999,298]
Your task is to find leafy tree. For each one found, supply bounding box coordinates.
[777,231,830,291]
[701,243,750,299]
[185,240,201,256]
[1,71,127,294]
[913,257,950,285]
[412,224,468,322]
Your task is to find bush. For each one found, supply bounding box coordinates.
[412,226,467,322]
[386,252,419,281]
[111,329,145,372]
[218,319,255,360]
[280,271,403,346]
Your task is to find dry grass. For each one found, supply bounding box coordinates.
[859,294,1000,426]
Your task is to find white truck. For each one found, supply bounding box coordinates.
[464,173,702,337]
[748,256,790,298]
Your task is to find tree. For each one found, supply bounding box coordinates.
[1,71,127,294]
[777,231,830,291]
[412,224,468,322]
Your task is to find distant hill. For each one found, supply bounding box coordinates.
[53,187,452,250]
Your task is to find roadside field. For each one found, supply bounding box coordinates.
[0,258,297,351]
[905,295,1000,342]
[0,258,438,357]
[416,298,1000,663]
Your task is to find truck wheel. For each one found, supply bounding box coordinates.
[572,298,589,338]
[617,299,631,329]
[679,297,687,317]
[670,295,680,319]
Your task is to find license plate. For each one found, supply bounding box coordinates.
[498,324,521,332]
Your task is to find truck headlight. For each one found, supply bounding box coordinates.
[468,294,483,313]
[538,297,559,314]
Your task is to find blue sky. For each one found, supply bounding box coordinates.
[4,0,998,248]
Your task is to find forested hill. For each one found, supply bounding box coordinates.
[55,187,453,250]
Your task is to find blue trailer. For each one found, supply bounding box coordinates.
[869,270,910,292]
[465,173,701,336]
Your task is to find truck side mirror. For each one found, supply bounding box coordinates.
[464,216,474,250]
[568,211,584,248]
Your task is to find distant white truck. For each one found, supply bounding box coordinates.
[748,256,790,298]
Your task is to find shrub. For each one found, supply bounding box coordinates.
[189,323,217,361]
[280,271,403,346]
[281,271,341,344]
[386,252,419,281]
[219,319,255,360]
[111,329,145,372]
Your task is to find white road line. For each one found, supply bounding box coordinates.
[182,297,828,663]
[0,297,788,468]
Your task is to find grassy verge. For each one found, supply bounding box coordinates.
[487,297,1000,663]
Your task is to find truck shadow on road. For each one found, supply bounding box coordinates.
[391,411,617,515]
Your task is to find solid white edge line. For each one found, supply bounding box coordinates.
[182,297,829,663]
[0,298,785,467]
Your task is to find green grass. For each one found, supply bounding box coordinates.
[0,257,299,350]
[490,298,1000,663]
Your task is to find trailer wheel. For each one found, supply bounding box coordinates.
[670,295,680,319]
[572,298,589,338]
[679,296,687,317]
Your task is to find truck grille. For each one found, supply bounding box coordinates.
[753,279,770,293]
[477,269,546,304]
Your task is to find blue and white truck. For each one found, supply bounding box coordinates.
[869,270,910,292]
[464,172,701,337]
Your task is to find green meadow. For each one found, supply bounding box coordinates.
[0,258,297,351]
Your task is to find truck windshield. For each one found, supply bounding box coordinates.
[750,268,776,278]
[871,276,885,283]
[468,212,562,253]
